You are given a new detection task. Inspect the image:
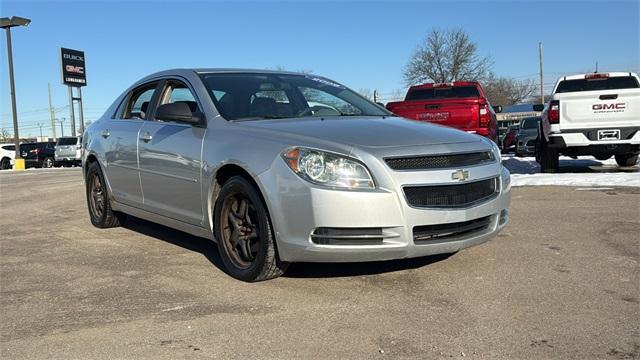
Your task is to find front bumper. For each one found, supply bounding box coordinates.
[260,161,511,263]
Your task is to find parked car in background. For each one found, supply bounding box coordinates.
[386,81,501,142]
[20,142,56,168]
[515,117,541,157]
[501,124,519,153]
[83,69,511,282]
[538,72,640,172]
[0,143,16,170]
[55,136,82,166]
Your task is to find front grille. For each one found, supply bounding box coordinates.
[385,152,494,171]
[413,216,492,243]
[311,227,384,245]
[404,178,498,208]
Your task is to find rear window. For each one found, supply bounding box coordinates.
[406,86,480,101]
[556,76,639,93]
[56,137,78,146]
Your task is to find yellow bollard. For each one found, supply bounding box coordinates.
[13,158,25,171]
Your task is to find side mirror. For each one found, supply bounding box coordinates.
[155,102,203,125]
[492,105,503,113]
[533,104,545,112]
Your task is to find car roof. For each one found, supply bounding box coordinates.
[559,72,637,81]
[139,68,315,81]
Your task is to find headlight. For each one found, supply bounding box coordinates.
[282,147,375,189]
[487,140,502,166]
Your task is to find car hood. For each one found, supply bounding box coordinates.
[239,116,482,148]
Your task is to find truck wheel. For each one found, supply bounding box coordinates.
[615,154,639,167]
[85,161,127,228]
[539,139,559,173]
[214,176,288,282]
[594,154,611,161]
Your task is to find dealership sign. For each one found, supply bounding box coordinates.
[60,47,87,87]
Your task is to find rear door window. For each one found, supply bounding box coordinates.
[556,76,639,93]
[2,145,15,151]
[122,83,159,119]
[406,86,480,100]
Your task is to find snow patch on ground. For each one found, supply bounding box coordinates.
[503,155,640,187]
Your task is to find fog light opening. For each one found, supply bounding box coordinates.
[499,209,509,226]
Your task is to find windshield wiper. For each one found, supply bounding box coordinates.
[234,115,290,121]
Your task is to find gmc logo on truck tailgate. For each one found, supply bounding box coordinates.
[592,103,626,111]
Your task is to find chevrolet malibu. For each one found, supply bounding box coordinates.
[83,69,511,282]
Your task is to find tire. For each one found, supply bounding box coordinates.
[594,154,611,161]
[85,161,127,228]
[615,154,639,167]
[42,157,54,168]
[0,157,10,170]
[538,137,559,174]
[213,176,288,282]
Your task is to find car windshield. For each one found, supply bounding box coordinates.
[556,76,639,93]
[57,137,78,146]
[199,73,390,121]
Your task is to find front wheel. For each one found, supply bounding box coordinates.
[615,154,639,167]
[214,176,288,282]
[85,161,127,228]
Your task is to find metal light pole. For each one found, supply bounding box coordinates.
[0,16,31,170]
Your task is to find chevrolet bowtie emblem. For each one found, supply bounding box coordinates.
[451,169,470,182]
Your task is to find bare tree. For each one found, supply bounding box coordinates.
[0,128,11,142]
[358,88,374,100]
[483,75,538,106]
[404,28,492,85]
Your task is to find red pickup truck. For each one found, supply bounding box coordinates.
[386,82,500,142]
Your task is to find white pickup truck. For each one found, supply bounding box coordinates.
[537,72,640,172]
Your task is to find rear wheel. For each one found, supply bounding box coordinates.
[85,161,127,228]
[615,154,639,167]
[0,157,10,170]
[42,157,54,168]
[214,176,288,282]
[537,124,559,173]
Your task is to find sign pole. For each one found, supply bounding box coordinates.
[68,86,76,136]
[77,86,85,135]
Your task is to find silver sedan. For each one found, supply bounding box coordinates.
[83,69,511,281]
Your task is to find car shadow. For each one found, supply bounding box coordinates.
[122,216,226,273]
[122,216,453,279]
[284,253,454,278]
[503,155,638,174]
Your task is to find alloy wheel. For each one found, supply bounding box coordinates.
[220,193,260,269]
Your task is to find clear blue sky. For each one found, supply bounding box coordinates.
[1,0,638,137]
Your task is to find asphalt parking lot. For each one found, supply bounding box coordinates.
[1,169,638,359]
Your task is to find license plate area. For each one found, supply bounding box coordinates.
[597,129,620,141]
[419,112,449,121]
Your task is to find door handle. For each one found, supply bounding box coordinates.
[139,132,153,142]
[101,129,110,138]
[599,94,618,100]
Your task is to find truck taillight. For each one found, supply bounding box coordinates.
[479,104,490,127]
[585,73,609,80]
[29,149,40,154]
[548,100,560,124]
